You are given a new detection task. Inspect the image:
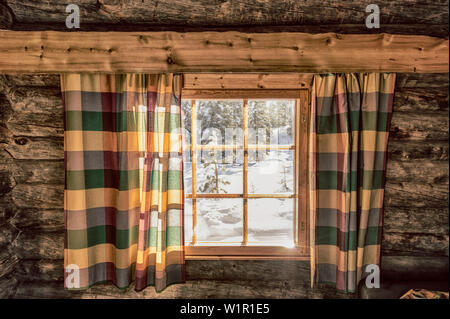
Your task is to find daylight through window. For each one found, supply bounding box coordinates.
[181,93,305,254]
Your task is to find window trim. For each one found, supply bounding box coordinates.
[182,88,310,260]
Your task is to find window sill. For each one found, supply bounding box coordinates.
[184,245,310,260]
[185,255,310,261]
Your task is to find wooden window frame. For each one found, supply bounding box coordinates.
[182,88,310,260]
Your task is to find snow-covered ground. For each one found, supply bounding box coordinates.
[183,150,295,246]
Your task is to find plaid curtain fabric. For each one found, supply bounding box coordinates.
[62,73,185,292]
[309,73,396,292]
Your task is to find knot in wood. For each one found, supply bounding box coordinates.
[14,137,28,146]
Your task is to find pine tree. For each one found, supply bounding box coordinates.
[198,130,230,193]
[277,151,292,193]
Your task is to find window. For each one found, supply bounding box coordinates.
[181,88,309,259]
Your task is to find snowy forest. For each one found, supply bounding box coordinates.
[181,99,297,246]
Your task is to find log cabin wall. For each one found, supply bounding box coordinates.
[0,0,448,298]
[0,73,447,299]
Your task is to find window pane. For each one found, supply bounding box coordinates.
[183,157,192,194]
[197,199,243,243]
[197,100,243,146]
[248,100,294,145]
[184,198,193,244]
[248,150,294,194]
[248,198,294,246]
[196,150,243,194]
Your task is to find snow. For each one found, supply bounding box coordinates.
[183,151,295,246]
[182,99,295,247]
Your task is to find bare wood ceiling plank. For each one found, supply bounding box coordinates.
[0,31,448,73]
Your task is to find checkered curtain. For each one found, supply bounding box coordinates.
[309,73,396,292]
[62,74,185,292]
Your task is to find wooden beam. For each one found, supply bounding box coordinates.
[0,31,448,73]
[184,73,313,89]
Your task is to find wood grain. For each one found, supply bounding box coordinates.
[0,31,448,73]
[0,251,19,279]
[2,0,448,38]
[382,232,449,256]
[384,207,448,234]
[184,73,313,89]
[13,278,354,299]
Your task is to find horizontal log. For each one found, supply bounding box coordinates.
[0,194,15,222]
[15,259,64,282]
[11,208,63,232]
[0,166,16,193]
[0,93,12,125]
[5,137,64,160]
[0,31,448,73]
[390,111,448,141]
[3,86,63,127]
[12,184,63,209]
[4,74,60,87]
[13,278,354,299]
[12,160,64,184]
[394,87,449,112]
[0,150,15,165]
[384,182,448,208]
[6,123,64,138]
[6,24,450,39]
[382,232,449,256]
[12,231,63,259]
[13,280,80,299]
[0,251,19,279]
[381,255,449,281]
[0,222,19,248]
[0,275,18,298]
[384,207,449,234]
[1,160,64,188]
[5,1,449,27]
[186,259,310,281]
[386,160,448,184]
[396,73,449,88]
[387,140,448,161]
